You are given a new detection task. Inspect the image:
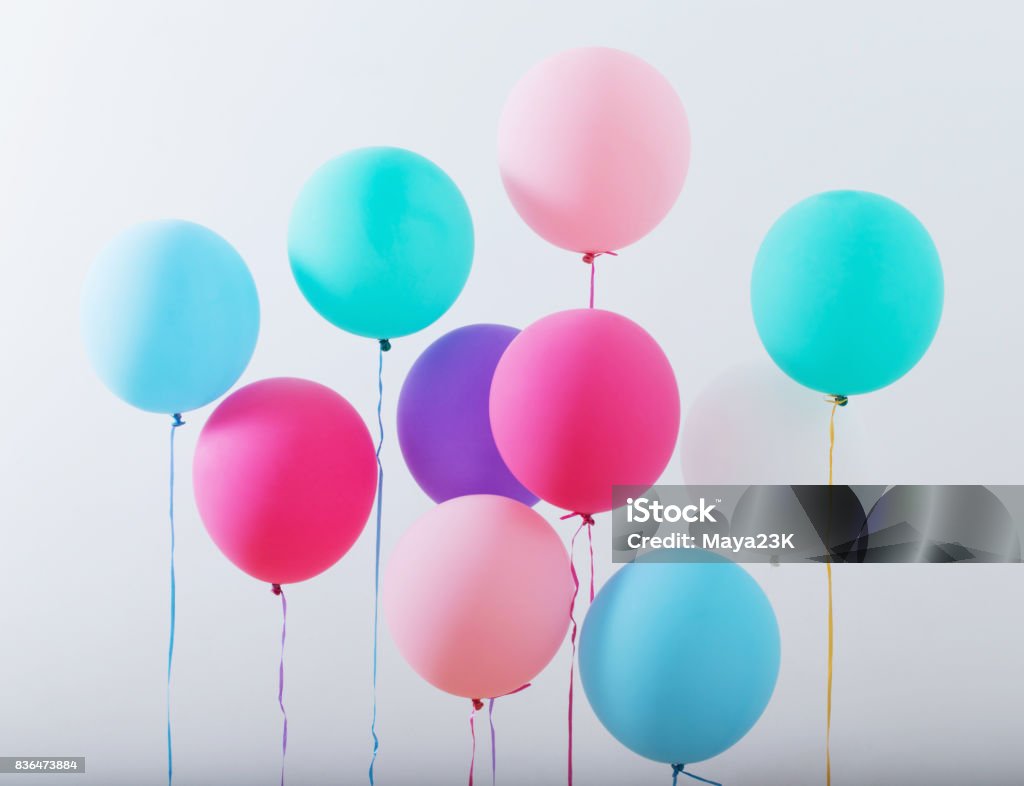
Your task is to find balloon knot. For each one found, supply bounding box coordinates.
[581,250,618,265]
[379,338,391,352]
[171,413,185,427]
[824,394,848,407]
[672,764,686,776]
[471,698,484,711]
[271,583,282,595]
[560,512,595,527]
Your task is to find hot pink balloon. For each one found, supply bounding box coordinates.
[498,47,690,254]
[193,377,377,585]
[383,495,572,699]
[490,309,680,514]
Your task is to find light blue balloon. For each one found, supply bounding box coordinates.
[288,147,474,340]
[579,553,780,765]
[81,220,260,414]
[751,190,943,396]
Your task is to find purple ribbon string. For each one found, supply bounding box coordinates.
[487,683,530,786]
[272,584,288,786]
[581,251,617,309]
[560,512,595,786]
[488,699,496,786]
[672,763,722,785]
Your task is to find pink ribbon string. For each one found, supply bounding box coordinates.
[581,251,617,309]
[560,512,596,786]
[271,584,288,786]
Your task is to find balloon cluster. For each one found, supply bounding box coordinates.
[81,44,943,785]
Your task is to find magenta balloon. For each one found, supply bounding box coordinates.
[490,309,680,514]
[498,47,690,253]
[397,324,538,506]
[193,377,377,585]
[383,495,572,699]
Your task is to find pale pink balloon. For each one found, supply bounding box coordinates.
[193,377,377,585]
[490,309,680,514]
[383,495,572,699]
[498,47,690,253]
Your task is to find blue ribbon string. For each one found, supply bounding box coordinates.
[167,413,184,786]
[671,763,722,785]
[369,339,389,784]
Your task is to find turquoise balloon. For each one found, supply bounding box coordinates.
[81,220,260,414]
[579,553,780,765]
[751,190,943,396]
[288,147,474,339]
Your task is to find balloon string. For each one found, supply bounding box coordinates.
[560,512,595,786]
[582,251,616,309]
[824,394,845,786]
[469,699,484,786]
[487,683,530,786]
[369,339,389,784]
[488,699,496,786]
[272,584,288,786]
[167,413,184,786]
[671,763,722,785]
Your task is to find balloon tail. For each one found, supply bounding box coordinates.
[167,413,184,786]
[469,699,483,786]
[272,584,288,786]
[824,394,845,786]
[581,251,617,309]
[671,763,722,785]
[561,512,595,786]
[369,339,389,785]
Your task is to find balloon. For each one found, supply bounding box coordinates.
[579,553,780,765]
[383,495,571,699]
[751,190,943,396]
[193,378,377,585]
[397,324,537,506]
[81,220,260,414]
[489,309,679,514]
[680,362,869,490]
[498,47,690,253]
[288,146,474,339]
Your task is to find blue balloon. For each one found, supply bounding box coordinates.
[288,147,474,340]
[579,553,780,766]
[751,190,943,396]
[81,220,260,414]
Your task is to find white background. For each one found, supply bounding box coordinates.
[2,1,1023,784]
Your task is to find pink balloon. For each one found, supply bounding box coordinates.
[383,495,572,699]
[498,47,690,254]
[490,309,679,514]
[193,377,377,585]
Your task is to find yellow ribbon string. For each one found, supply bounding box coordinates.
[825,398,841,786]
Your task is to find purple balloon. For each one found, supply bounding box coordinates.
[398,324,538,506]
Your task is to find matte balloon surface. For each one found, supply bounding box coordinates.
[499,47,689,253]
[288,146,473,339]
[489,309,679,514]
[751,190,943,395]
[384,495,571,699]
[580,553,780,764]
[398,324,537,505]
[81,220,260,414]
[193,378,376,585]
